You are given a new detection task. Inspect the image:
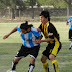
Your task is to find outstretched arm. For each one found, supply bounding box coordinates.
[35,38,54,44]
[3,27,17,39]
[66,16,72,25]
[66,22,69,25]
[40,38,54,43]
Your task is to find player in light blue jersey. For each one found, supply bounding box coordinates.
[66,16,72,50]
[3,21,43,72]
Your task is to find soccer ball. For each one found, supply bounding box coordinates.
[7,69,16,72]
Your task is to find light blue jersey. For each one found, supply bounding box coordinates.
[17,26,41,48]
[67,16,72,30]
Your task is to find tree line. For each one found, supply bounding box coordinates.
[0,0,72,19]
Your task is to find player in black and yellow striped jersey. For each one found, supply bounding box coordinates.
[36,10,62,72]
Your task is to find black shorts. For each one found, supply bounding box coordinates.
[15,45,40,59]
[69,29,72,40]
[42,42,61,59]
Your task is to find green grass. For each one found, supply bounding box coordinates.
[0,22,72,72]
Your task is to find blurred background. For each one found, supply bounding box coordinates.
[0,0,72,72]
[0,0,72,22]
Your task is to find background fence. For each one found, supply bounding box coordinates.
[0,8,72,22]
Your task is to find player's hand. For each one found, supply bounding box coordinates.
[48,32,53,36]
[3,34,10,39]
[66,22,68,25]
[37,28,41,32]
[35,39,41,44]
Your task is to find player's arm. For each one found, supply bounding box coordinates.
[35,38,54,44]
[50,24,59,39]
[37,35,43,40]
[35,31,43,43]
[66,22,69,25]
[35,28,43,44]
[3,27,17,39]
[40,38,54,43]
[66,17,71,25]
[37,24,42,32]
[37,28,41,32]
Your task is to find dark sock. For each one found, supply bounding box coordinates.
[12,61,18,70]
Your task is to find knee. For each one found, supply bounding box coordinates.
[49,55,52,60]
[30,57,35,64]
[49,54,55,61]
[41,58,45,63]
[14,58,22,62]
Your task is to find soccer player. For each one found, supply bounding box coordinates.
[36,10,62,72]
[3,21,43,72]
[66,16,72,50]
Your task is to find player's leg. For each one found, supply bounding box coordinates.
[11,57,22,70]
[68,30,72,50]
[11,45,28,72]
[49,54,59,72]
[7,57,22,72]
[49,42,61,72]
[28,57,35,72]
[41,55,49,72]
[69,40,72,50]
[69,41,72,50]
[28,45,40,72]
[11,45,23,71]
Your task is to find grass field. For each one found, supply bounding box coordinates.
[0,21,72,72]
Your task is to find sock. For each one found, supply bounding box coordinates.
[12,61,18,70]
[71,42,72,46]
[28,64,35,72]
[70,41,72,48]
[70,43,72,48]
[52,60,59,72]
[42,61,49,72]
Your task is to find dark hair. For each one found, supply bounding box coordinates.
[40,10,50,21]
[20,21,33,30]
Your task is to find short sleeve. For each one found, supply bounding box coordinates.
[67,16,72,23]
[17,25,21,33]
[31,27,42,37]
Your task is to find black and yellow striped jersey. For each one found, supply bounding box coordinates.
[39,21,60,44]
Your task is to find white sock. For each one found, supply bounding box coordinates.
[70,41,72,48]
[71,42,72,46]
